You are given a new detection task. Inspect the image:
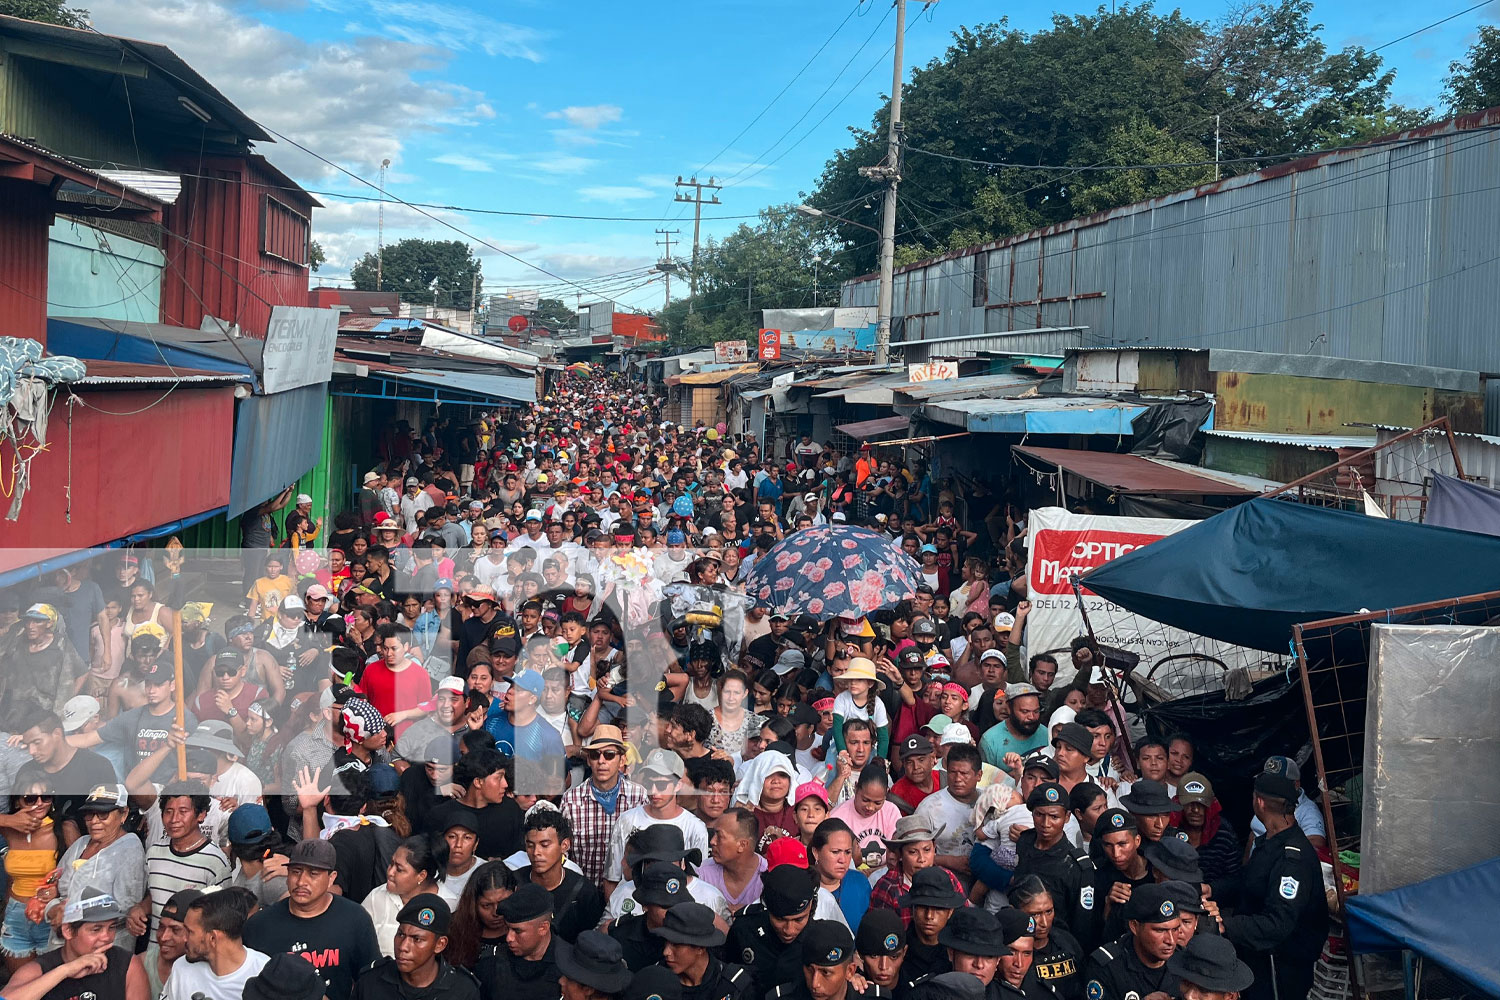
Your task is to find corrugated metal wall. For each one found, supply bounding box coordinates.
[0,183,51,343]
[845,126,1500,427]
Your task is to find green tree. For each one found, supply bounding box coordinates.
[810,1,1426,275]
[657,204,848,345]
[308,240,325,273]
[1443,24,1500,115]
[533,297,578,330]
[349,239,482,309]
[0,0,89,27]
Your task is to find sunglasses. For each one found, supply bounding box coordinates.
[213,666,240,676]
[644,777,679,791]
[21,794,53,804]
[585,750,621,762]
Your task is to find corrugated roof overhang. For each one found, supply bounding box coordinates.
[1014,445,1252,496]
[836,415,911,440]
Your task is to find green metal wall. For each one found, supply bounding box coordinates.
[0,53,169,168]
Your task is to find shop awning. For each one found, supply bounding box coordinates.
[402,368,536,404]
[48,317,259,379]
[228,383,328,519]
[925,395,1148,435]
[1014,445,1253,496]
[836,416,911,440]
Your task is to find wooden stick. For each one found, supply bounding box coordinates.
[172,612,186,780]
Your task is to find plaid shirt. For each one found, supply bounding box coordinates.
[561,777,648,885]
[868,866,966,929]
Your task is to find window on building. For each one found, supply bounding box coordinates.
[261,195,310,267]
[972,251,989,307]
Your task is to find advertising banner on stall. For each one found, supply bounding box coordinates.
[1025,506,1251,689]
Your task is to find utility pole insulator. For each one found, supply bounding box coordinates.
[674,176,724,316]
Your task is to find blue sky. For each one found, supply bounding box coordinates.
[89,0,1495,313]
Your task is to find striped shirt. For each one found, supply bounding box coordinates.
[144,833,231,941]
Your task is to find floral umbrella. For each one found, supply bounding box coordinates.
[744,524,924,618]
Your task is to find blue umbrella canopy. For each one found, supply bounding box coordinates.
[744,524,924,618]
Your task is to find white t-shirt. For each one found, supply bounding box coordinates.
[606,875,729,924]
[539,708,570,744]
[437,856,481,906]
[914,789,978,863]
[162,947,269,1000]
[603,806,710,883]
[833,691,889,730]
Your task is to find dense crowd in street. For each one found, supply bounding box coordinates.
[0,366,1331,1000]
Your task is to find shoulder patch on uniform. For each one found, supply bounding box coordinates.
[1087,980,1104,1000]
[1079,885,1095,911]
[1284,844,1302,855]
[1091,945,1117,963]
[729,968,745,983]
[1279,876,1300,900]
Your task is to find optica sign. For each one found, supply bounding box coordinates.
[1029,527,1162,595]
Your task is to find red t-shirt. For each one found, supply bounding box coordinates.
[891,772,940,810]
[192,683,266,724]
[358,660,434,735]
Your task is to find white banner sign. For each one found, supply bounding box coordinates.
[907,360,958,382]
[1024,507,1257,692]
[263,306,338,394]
[714,339,749,363]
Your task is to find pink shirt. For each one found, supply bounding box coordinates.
[829,798,903,871]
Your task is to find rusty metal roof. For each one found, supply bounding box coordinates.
[836,415,911,439]
[78,359,247,386]
[1013,445,1253,496]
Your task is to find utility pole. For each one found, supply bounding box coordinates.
[674,175,721,314]
[377,158,390,291]
[857,0,911,366]
[1214,114,1222,182]
[655,228,679,311]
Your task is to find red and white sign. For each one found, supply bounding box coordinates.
[907,360,958,382]
[507,314,529,333]
[758,328,781,360]
[1025,507,1254,692]
[714,339,748,363]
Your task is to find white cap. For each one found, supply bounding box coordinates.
[978,648,1005,662]
[61,695,101,733]
[437,676,466,695]
[940,726,974,746]
[295,493,313,506]
[993,612,1016,629]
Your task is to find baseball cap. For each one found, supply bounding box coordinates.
[295,493,313,506]
[637,748,686,781]
[62,886,124,924]
[437,676,466,696]
[61,695,101,734]
[286,838,337,872]
[304,584,330,600]
[78,783,128,814]
[227,803,275,845]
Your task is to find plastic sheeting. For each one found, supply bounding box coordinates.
[1129,398,1214,462]
[1359,624,1500,896]
[227,383,328,519]
[1424,473,1500,536]
[1081,499,1500,652]
[1347,857,1500,997]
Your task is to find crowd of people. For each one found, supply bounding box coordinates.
[0,367,1331,1000]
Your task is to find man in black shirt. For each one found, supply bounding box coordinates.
[1082,883,1180,1000]
[514,809,604,942]
[439,749,522,860]
[476,883,560,1000]
[456,588,506,667]
[15,709,116,843]
[1014,783,1096,949]
[243,838,381,1000]
[352,894,480,1000]
[653,901,754,1000]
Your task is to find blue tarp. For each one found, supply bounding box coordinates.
[1081,498,1500,652]
[47,317,257,378]
[227,383,327,519]
[1424,473,1500,536]
[1346,857,1500,997]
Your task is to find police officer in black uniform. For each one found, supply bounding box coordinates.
[1223,771,1326,1000]
[612,862,693,971]
[476,883,561,1000]
[557,930,634,1000]
[1014,782,1097,947]
[765,920,890,1000]
[1009,875,1084,1000]
[1082,883,1181,1000]
[351,893,481,1000]
[728,864,820,998]
[904,972,987,1000]
[931,907,1007,999]
[654,902,756,1000]
[1164,936,1254,1000]
[905,868,967,983]
[855,909,910,998]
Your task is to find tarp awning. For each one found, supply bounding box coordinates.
[227,383,327,519]
[381,368,536,404]
[925,396,1148,435]
[1082,499,1500,652]
[836,416,910,440]
[1347,857,1500,996]
[1015,445,1252,496]
[47,317,259,380]
[1424,474,1500,536]
[666,364,760,386]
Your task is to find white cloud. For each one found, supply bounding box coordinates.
[544,104,623,129]
[524,154,598,176]
[86,0,498,178]
[368,0,547,61]
[577,185,654,203]
[431,153,495,172]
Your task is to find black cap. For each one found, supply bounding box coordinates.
[897,648,926,670]
[800,919,855,966]
[905,973,987,1000]
[763,864,817,917]
[624,823,701,869]
[633,862,692,908]
[650,902,725,947]
[901,734,935,756]
[1122,882,1181,924]
[854,908,906,957]
[243,951,329,1000]
[286,838,336,872]
[1161,880,1209,915]
[396,893,451,936]
[488,634,521,657]
[497,882,553,923]
[556,931,632,994]
[790,613,819,634]
[1120,779,1177,815]
[912,618,937,637]
[938,907,1007,957]
[1025,781,1069,810]
[907,867,966,909]
[998,907,1037,944]
[1164,935,1255,992]
[1254,771,1299,804]
[160,888,203,923]
[1144,836,1204,883]
[787,703,818,727]
[626,966,684,1000]
[1020,752,1060,780]
[1094,808,1138,839]
[1051,722,1094,756]
[435,804,481,835]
